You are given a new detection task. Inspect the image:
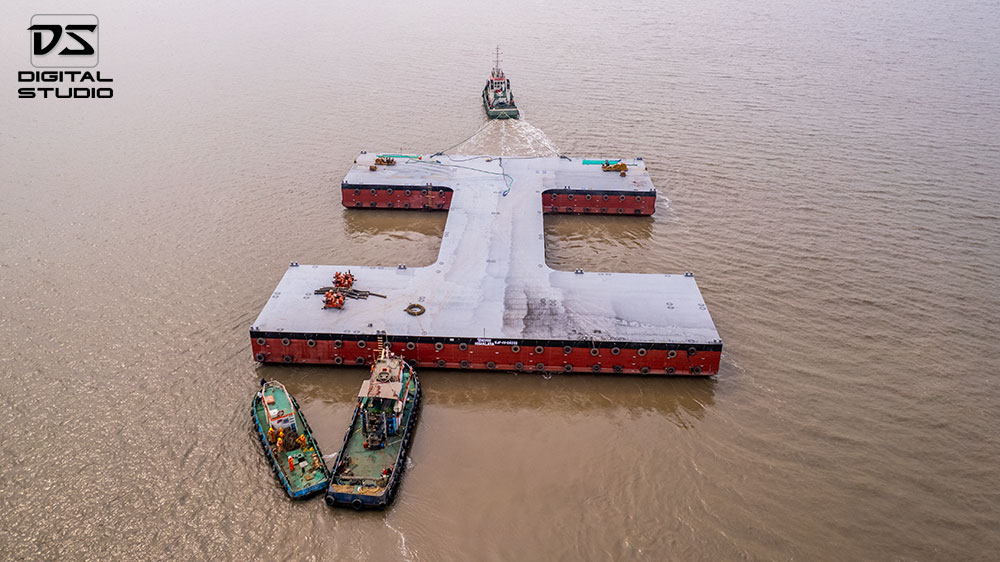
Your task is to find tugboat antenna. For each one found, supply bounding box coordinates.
[494,45,502,71]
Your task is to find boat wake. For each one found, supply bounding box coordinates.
[449,119,559,157]
[384,517,413,561]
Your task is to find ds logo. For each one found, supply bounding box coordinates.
[28,14,99,68]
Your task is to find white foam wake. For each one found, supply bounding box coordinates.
[451,119,560,156]
[384,517,412,561]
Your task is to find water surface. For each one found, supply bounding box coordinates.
[1,0,998,560]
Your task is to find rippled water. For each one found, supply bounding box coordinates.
[2,0,999,559]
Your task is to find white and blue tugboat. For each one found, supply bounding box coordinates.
[483,46,519,119]
[252,380,330,499]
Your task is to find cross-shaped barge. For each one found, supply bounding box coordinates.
[250,152,722,375]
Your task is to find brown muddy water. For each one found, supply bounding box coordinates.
[1,0,998,560]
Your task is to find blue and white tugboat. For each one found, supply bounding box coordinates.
[483,46,519,119]
[252,380,330,499]
[325,345,421,510]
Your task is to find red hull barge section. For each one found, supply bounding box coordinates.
[251,153,722,375]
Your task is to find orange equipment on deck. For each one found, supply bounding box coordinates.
[323,291,346,309]
[334,271,356,289]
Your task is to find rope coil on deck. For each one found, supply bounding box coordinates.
[405,303,426,316]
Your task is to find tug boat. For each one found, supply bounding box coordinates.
[325,346,421,510]
[482,46,519,119]
[252,380,330,499]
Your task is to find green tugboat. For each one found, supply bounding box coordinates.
[483,46,519,119]
[325,346,421,510]
[252,380,330,499]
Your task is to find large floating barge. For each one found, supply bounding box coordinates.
[250,153,722,375]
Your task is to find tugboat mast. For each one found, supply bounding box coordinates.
[494,45,502,74]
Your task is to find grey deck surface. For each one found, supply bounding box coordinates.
[252,153,721,346]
